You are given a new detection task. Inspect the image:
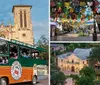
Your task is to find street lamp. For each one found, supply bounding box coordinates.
[87,0,97,41]
[93,12,97,41]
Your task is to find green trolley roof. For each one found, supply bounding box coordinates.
[0,38,47,52]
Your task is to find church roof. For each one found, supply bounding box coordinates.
[57,52,72,59]
[12,5,32,13]
[74,48,92,60]
[57,48,92,60]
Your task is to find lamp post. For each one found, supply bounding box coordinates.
[93,12,97,41]
[87,0,97,41]
[93,0,98,41]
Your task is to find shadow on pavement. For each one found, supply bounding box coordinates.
[10,82,40,85]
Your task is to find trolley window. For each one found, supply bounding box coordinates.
[0,39,8,54]
[20,47,31,58]
[10,44,18,59]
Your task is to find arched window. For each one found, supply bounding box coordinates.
[20,11,23,28]
[71,66,75,72]
[24,11,27,28]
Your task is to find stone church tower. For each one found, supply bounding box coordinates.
[12,5,34,45]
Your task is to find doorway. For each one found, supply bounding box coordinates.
[71,66,75,72]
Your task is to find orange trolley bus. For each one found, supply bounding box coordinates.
[0,38,48,85]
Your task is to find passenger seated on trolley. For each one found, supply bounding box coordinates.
[10,52,18,59]
[32,52,39,59]
[1,58,5,64]
[35,53,39,59]
[10,45,18,59]
[22,52,29,58]
[32,53,35,58]
[13,52,18,59]
[0,57,5,64]
[0,57,3,64]
[4,57,8,64]
[0,57,8,64]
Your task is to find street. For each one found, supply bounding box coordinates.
[51,34,100,41]
[10,79,48,85]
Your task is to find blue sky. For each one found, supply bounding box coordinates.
[0,0,49,43]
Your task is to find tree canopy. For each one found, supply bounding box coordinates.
[36,35,49,60]
[76,66,96,85]
[88,46,100,66]
[51,53,66,85]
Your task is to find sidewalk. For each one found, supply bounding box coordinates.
[64,78,73,85]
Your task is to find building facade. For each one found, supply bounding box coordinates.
[57,48,91,74]
[0,5,34,45]
[58,53,88,73]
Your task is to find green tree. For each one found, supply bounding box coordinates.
[37,35,49,60]
[51,54,66,85]
[76,66,96,85]
[51,70,66,85]
[80,66,96,80]
[64,43,93,52]
[70,67,96,85]
[88,47,100,67]
[70,74,79,81]
[77,76,95,85]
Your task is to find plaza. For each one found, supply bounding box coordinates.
[50,0,100,41]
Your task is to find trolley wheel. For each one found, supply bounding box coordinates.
[0,78,8,85]
[32,76,37,85]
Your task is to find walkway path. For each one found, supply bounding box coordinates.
[64,78,73,85]
[51,34,100,41]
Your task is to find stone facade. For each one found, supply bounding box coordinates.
[57,53,88,74]
[0,5,34,45]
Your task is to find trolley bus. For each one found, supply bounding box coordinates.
[0,38,48,85]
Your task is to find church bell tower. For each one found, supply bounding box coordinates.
[12,5,34,45]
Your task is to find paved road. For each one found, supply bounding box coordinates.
[51,34,100,41]
[10,79,48,85]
